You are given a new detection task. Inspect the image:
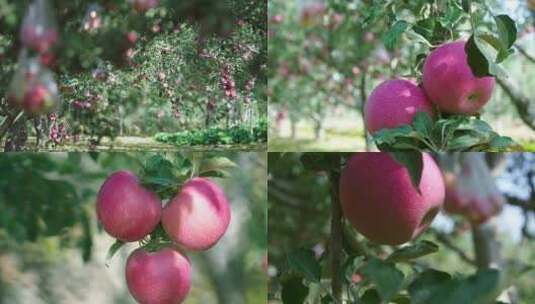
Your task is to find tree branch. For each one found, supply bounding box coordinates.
[329,167,343,304]
[516,44,535,64]
[432,229,476,266]
[496,76,535,131]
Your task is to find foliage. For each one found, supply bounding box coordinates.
[154,118,267,146]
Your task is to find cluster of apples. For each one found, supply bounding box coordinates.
[365,40,496,134]
[96,171,231,304]
[6,57,59,116]
[339,152,504,246]
[7,0,60,116]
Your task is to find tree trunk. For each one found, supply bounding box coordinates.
[359,70,373,151]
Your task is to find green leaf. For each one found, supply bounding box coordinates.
[389,152,423,190]
[466,35,492,77]
[361,289,381,304]
[383,20,409,50]
[409,269,452,304]
[360,257,404,301]
[413,112,434,138]
[409,269,502,304]
[287,248,321,283]
[386,240,439,263]
[106,240,125,260]
[494,15,517,49]
[281,275,309,304]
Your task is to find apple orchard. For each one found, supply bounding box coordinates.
[0,0,267,151]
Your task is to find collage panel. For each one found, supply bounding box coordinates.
[0,152,267,303]
[268,152,535,303]
[0,0,267,152]
[268,0,535,152]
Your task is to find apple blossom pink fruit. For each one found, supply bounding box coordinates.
[162,177,231,251]
[422,41,495,114]
[20,25,59,53]
[96,170,162,242]
[365,79,435,133]
[340,153,445,245]
[126,247,191,304]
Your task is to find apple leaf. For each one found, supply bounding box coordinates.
[384,20,409,50]
[287,248,321,283]
[494,14,517,49]
[360,257,405,302]
[386,240,439,263]
[390,151,423,191]
[281,275,309,304]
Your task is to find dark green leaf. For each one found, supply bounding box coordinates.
[106,240,125,260]
[361,289,381,304]
[281,275,309,304]
[383,20,409,50]
[494,15,517,49]
[287,248,322,283]
[390,152,423,190]
[360,257,404,301]
[386,240,439,263]
[409,269,453,304]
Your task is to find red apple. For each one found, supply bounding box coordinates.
[365,79,435,133]
[22,84,56,116]
[340,153,445,245]
[423,41,495,114]
[162,177,231,251]
[20,25,59,53]
[96,170,162,242]
[133,0,160,13]
[126,247,191,304]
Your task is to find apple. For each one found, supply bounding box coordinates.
[96,170,162,242]
[133,0,160,13]
[442,155,504,225]
[162,177,231,251]
[365,79,435,133]
[422,41,495,114]
[20,25,59,53]
[339,153,445,245]
[22,84,56,116]
[126,247,191,304]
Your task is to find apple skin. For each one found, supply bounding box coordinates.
[422,41,495,114]
[126,247,191,304]
[339,153,445,245]
[365,79,435,133]
[96,170,162,242]
[162,177,231,251]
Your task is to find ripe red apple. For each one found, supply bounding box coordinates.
[365,79,435,133]
[20,25,59,53]
[133,0,160,13]
[340,153,445,245]
[126,247,191,304]
[22,84,56,116]
[422,41,495,114]
[96,170,162,242]
[162,177,231,251]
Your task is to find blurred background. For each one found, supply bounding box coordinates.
[0,152,267,303]
[268,0,535,151]
[267,152,535,302]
